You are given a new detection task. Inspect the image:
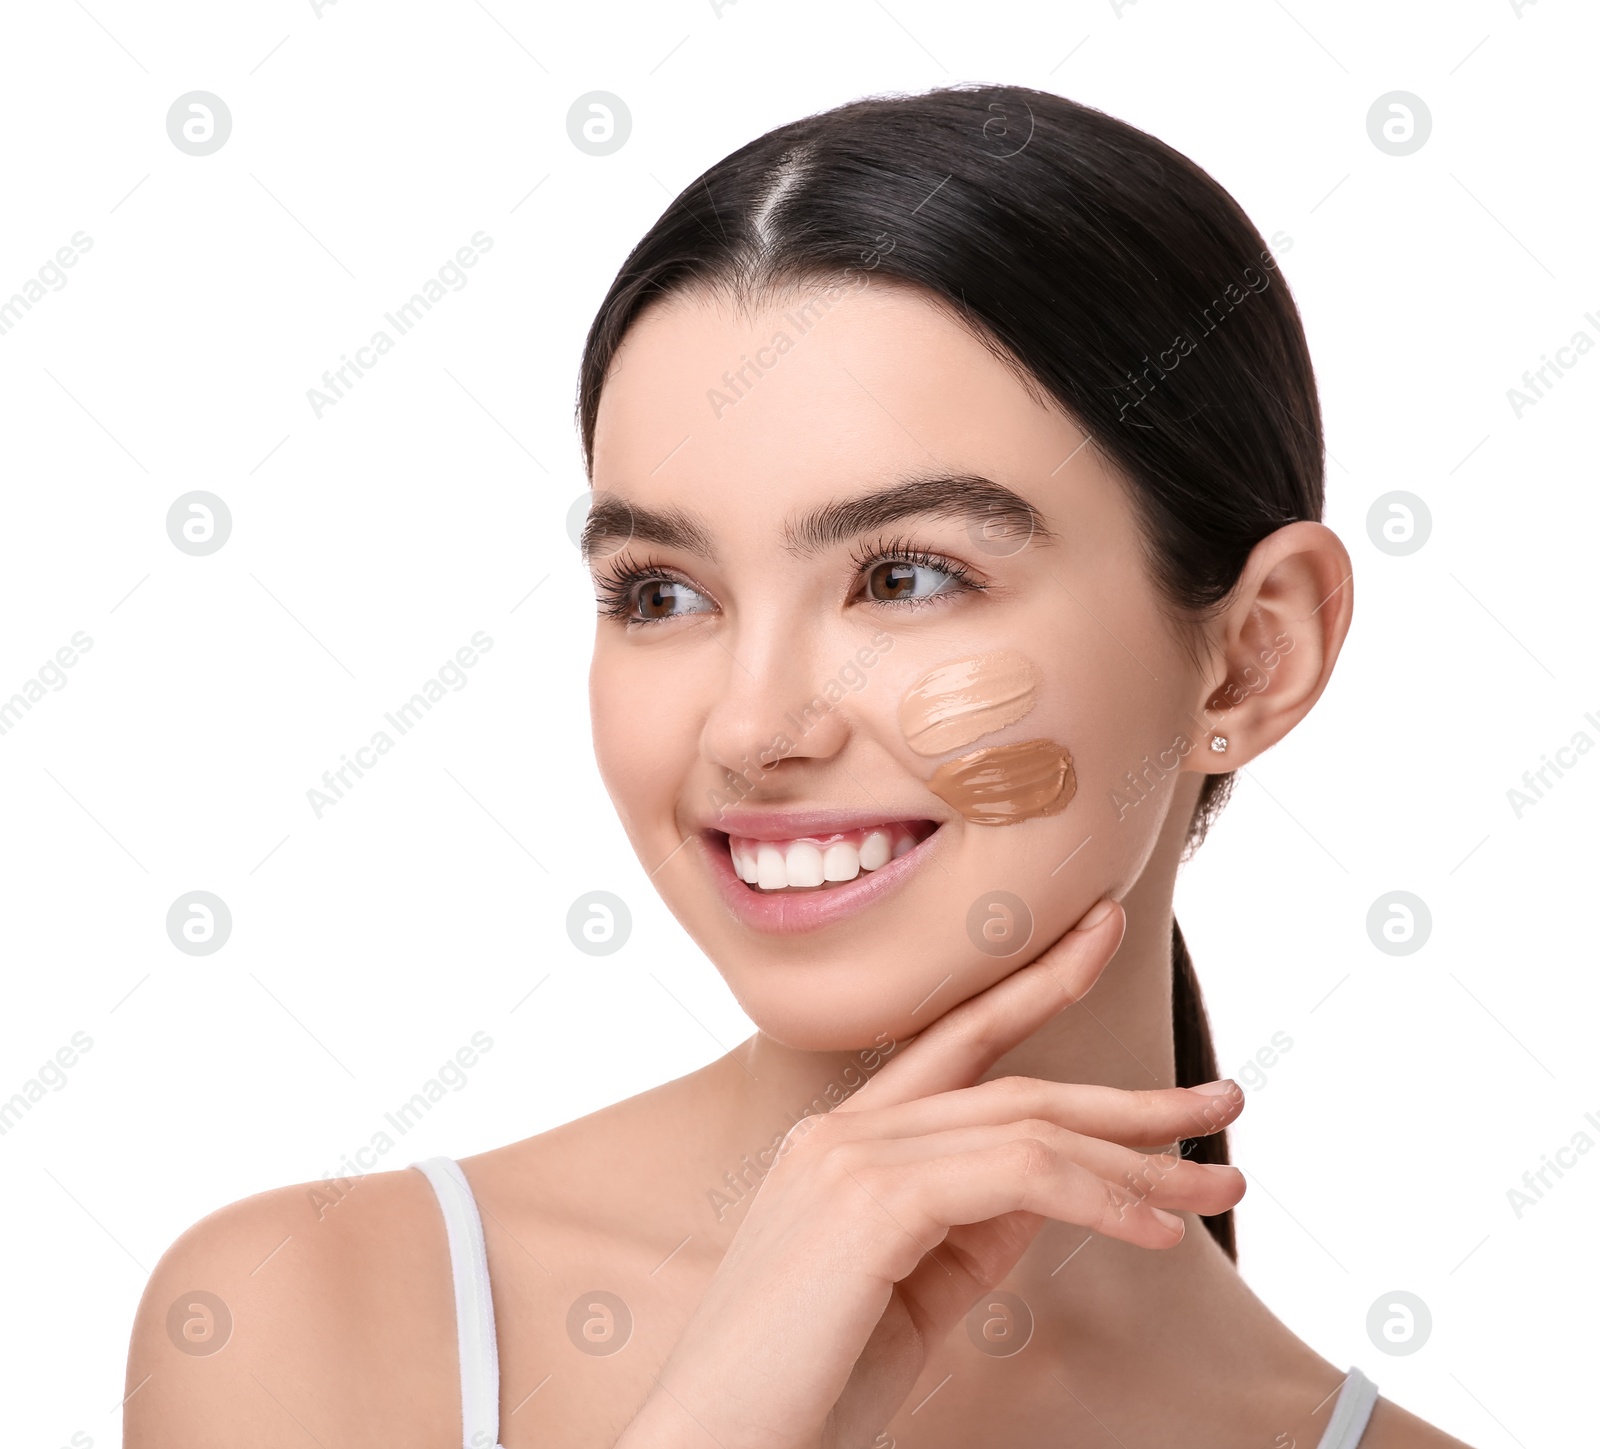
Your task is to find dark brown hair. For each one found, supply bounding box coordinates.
[576,84,1325,1260]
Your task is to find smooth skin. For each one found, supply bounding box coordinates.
[125,279,1473,1448]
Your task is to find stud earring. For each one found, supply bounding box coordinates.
[1210,735,1229,754]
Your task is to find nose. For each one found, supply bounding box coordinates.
[699,622,853,789]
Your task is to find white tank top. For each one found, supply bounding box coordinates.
[411,1155,1379,1449]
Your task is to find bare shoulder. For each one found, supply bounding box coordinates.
[1363,1394,1481,1449]
[124,1166,457,1449]
[122,1060,739,1447]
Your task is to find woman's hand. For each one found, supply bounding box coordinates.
[616,898,1247,1449]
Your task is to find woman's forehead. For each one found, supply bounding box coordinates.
[589,280,1095,529]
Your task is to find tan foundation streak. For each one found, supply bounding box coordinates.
[928,739,1076,826]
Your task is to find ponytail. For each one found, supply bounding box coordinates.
[1171,917,1236,1261]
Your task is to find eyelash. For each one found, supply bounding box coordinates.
[592,536,986,625]
[592,556,701,624]
[844,533,985,604]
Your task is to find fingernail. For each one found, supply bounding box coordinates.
[1189,1078,1239,1096]
[1075,898,1117,932]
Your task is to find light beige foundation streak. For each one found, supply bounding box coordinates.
[898,651,1042,756]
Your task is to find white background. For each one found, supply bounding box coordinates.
[2,1,1595,1444]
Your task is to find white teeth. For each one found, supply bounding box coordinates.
[732,826,925,891]
[858,831,892,871]
[756,844,787,890]
[784,841,824,888]
[821,841,860,881]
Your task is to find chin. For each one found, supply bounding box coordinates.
[646,824,1054,1053]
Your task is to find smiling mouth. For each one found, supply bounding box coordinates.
[722,822,939,892]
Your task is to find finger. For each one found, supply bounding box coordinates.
[839,897,1126,1113]
[834,1119,1246,1219]
[847,1077,1245,1149]
[891,1211,1044,1348]
[850,1135,1193,1261]
[825,1208,1046,1440]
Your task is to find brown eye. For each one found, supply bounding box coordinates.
[862,559,961,603]
[632,578,712,621]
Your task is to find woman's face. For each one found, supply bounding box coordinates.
[586,278,1218,1050]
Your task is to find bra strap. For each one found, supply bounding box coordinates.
[412,1156,502,1449]
[1315,1365,1379,1449]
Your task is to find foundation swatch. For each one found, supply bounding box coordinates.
[898,651,1042,756]
[928,738,1076,826]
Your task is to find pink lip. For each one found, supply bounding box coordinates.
[705,806,936,842]
[700,822,943,935]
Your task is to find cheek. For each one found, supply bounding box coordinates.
[589,645,696,833]
[921,723,1180,972]
[1014,663,1188,864]
[894,650,1071,826]
[871,641,1189,928]
[876,641,1180,829]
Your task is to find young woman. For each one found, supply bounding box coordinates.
[127,86,1474,1448]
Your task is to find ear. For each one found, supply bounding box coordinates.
[1180,521,1354,772]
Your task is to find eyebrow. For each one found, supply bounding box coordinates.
[783,473,1053,556]
[581,499,715,561]
[581,472,1053,563]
